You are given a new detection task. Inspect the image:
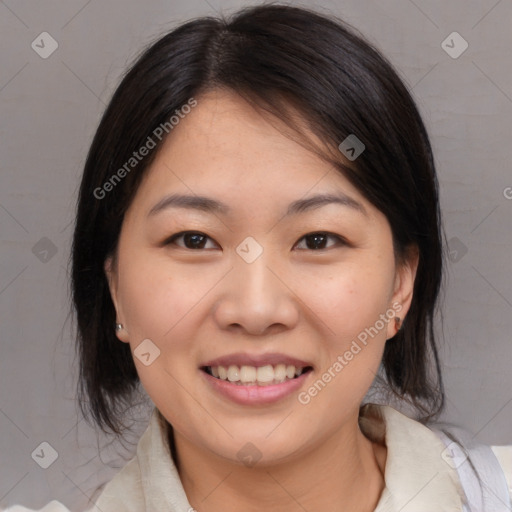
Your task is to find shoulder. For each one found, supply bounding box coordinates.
[491,445,512,497]
[92,454,143,511]
[361,403,512,510]
[428,422,512,508]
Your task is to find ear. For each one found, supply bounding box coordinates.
[104,254,129,343]
[386,245,419,340]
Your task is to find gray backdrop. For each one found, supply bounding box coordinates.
[1,0,511,509]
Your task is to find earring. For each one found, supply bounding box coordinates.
[115,322,123,332]
[395,317,401,331]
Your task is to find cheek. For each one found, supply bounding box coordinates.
[117,254,206,340]
[318,264,393,393]
[296,276,390,421]
[293,259,393,407]
[296,259,395,342]
[115,255,205,418]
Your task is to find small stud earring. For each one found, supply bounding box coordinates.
[115,323,123,332]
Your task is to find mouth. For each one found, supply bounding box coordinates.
[201,364,314,386]
[199,353,315,404]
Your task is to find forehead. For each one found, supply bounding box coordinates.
[131,90,369,215]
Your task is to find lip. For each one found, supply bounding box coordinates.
[200,367,312,405]
[200,352,314,369]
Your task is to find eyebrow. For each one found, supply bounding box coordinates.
[147,192,367,218]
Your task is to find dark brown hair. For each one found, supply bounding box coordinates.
[71,3,447,436]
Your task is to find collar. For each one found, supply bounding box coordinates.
[360,403,466,511]
[96,403,467,511]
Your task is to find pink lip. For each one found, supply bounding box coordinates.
[200,352,313,369]
[200,368,312,405]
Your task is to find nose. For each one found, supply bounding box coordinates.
[213,250,299,336]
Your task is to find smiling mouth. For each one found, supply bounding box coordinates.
[201,364,313,386]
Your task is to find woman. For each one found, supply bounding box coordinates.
[4,4,511,512]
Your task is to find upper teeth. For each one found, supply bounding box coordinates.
[209,364,305,384]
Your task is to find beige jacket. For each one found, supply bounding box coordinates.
[4,403,512,512]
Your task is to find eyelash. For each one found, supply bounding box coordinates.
[163,231,348,251]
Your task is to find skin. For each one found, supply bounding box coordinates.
[105,89,419,512]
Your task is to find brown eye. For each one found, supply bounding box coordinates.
[166,231,219,250]
[295,232,345,250]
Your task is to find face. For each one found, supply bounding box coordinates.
[105,89,418,466]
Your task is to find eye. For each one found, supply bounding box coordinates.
[165,231,219,250]
[163,230,346,251]
[294,232,346,251]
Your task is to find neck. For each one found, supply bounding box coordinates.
[173,420,386,512]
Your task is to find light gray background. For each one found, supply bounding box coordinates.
[1,0,511,509]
